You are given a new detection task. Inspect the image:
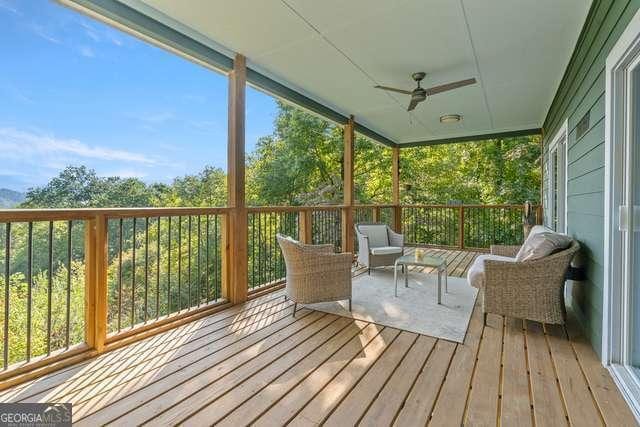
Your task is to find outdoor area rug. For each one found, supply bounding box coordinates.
[307,268,478,343]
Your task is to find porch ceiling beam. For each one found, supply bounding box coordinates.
[60,0,399,149]
[59,0,234,73]
[399,128,542,148]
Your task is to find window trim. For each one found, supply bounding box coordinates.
[546,120,568,233]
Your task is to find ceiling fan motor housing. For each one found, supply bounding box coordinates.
[412,72,426,82]
[412,87,427,101]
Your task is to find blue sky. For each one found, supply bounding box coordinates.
[0,0,277,192]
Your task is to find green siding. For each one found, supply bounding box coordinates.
[543,0,640,356]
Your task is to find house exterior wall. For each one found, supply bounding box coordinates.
[543,0,640,356]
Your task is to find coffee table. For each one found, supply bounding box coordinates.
[393,253,447,303]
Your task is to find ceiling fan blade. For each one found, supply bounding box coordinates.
[425,78,477,96]
[407,98,419,111]
[374,85,413,95]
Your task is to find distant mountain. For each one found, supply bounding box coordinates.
[0,188,25,208]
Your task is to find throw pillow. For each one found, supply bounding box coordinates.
[515,232,572,262]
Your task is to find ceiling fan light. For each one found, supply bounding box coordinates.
[440,114,462,123]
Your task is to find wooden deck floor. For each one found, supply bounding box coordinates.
[0,248,636,426]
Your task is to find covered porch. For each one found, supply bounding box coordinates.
[1,0,639,424]
[1,247,633,426]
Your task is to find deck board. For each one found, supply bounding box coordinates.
[501,317,533,426]
[2,248,636,426]
[465,313,504,425]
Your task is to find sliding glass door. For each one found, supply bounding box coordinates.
[627,66,640,375]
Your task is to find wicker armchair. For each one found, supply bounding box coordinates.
[276,234,352,316]
[471,240,580,324]
[355,223,404,274]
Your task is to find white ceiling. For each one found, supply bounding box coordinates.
[121,0,591,145]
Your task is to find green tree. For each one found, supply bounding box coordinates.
[246,101,343,206]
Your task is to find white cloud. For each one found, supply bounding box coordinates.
[29,23,61,44]
[0,0,19,15]
[78,45,95,58]
[98,169,147,179]
[106,33,123,47]
[79,22,100,42]
[0,127,157,164]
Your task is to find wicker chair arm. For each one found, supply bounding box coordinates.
[490,244,521,257]
[356,230,370,250]
[388,228,404,247]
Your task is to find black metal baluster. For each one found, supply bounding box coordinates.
[26,222,32,362]
[250,213,254,289]
[197,215,201,306]
[187,215,192,309]
[178,216,182,311]
[214,214,219,300]
[270,212,274,284]
[257,213,262,289]
[144,217,149,322]
[131,218,136,328]
[4,223,10,369]
[205,215,210,302]
[118,218,123,331]
[156,217,160,320]
[266,213,270,285]
[47,221,53,355]
[66,221,71,348]
[264,212,268,285]
[167,216,172,315]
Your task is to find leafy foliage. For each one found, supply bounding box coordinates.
[2,101,541,367]
[400,137,541,204]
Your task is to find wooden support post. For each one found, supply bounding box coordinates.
[298,209,312,244]
[372,206,380,223]
[341,116,355,253]
[392,146,402,233]
[85,214,107,353]
[539,129,545,223]
[226,54,248,304]
[458,206,465,249]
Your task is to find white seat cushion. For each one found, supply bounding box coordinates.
[467,254,517,289]
[358,225,389,248]
[370,246,402,255]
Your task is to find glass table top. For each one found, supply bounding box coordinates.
[396,253,446,267]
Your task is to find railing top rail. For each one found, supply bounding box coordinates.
[0,207,231,222]
[353,204,396,209]
[401,204,539,209]
[0,203,541,222]
[247,205,346,213]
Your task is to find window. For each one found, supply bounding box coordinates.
[545,121,567,232]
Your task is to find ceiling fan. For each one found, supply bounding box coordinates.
[374,72,477,111]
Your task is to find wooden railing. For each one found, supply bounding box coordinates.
[401,204,542,250]
[247,208,299,291]
[0,202,539,385]
[0,207,230,385]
